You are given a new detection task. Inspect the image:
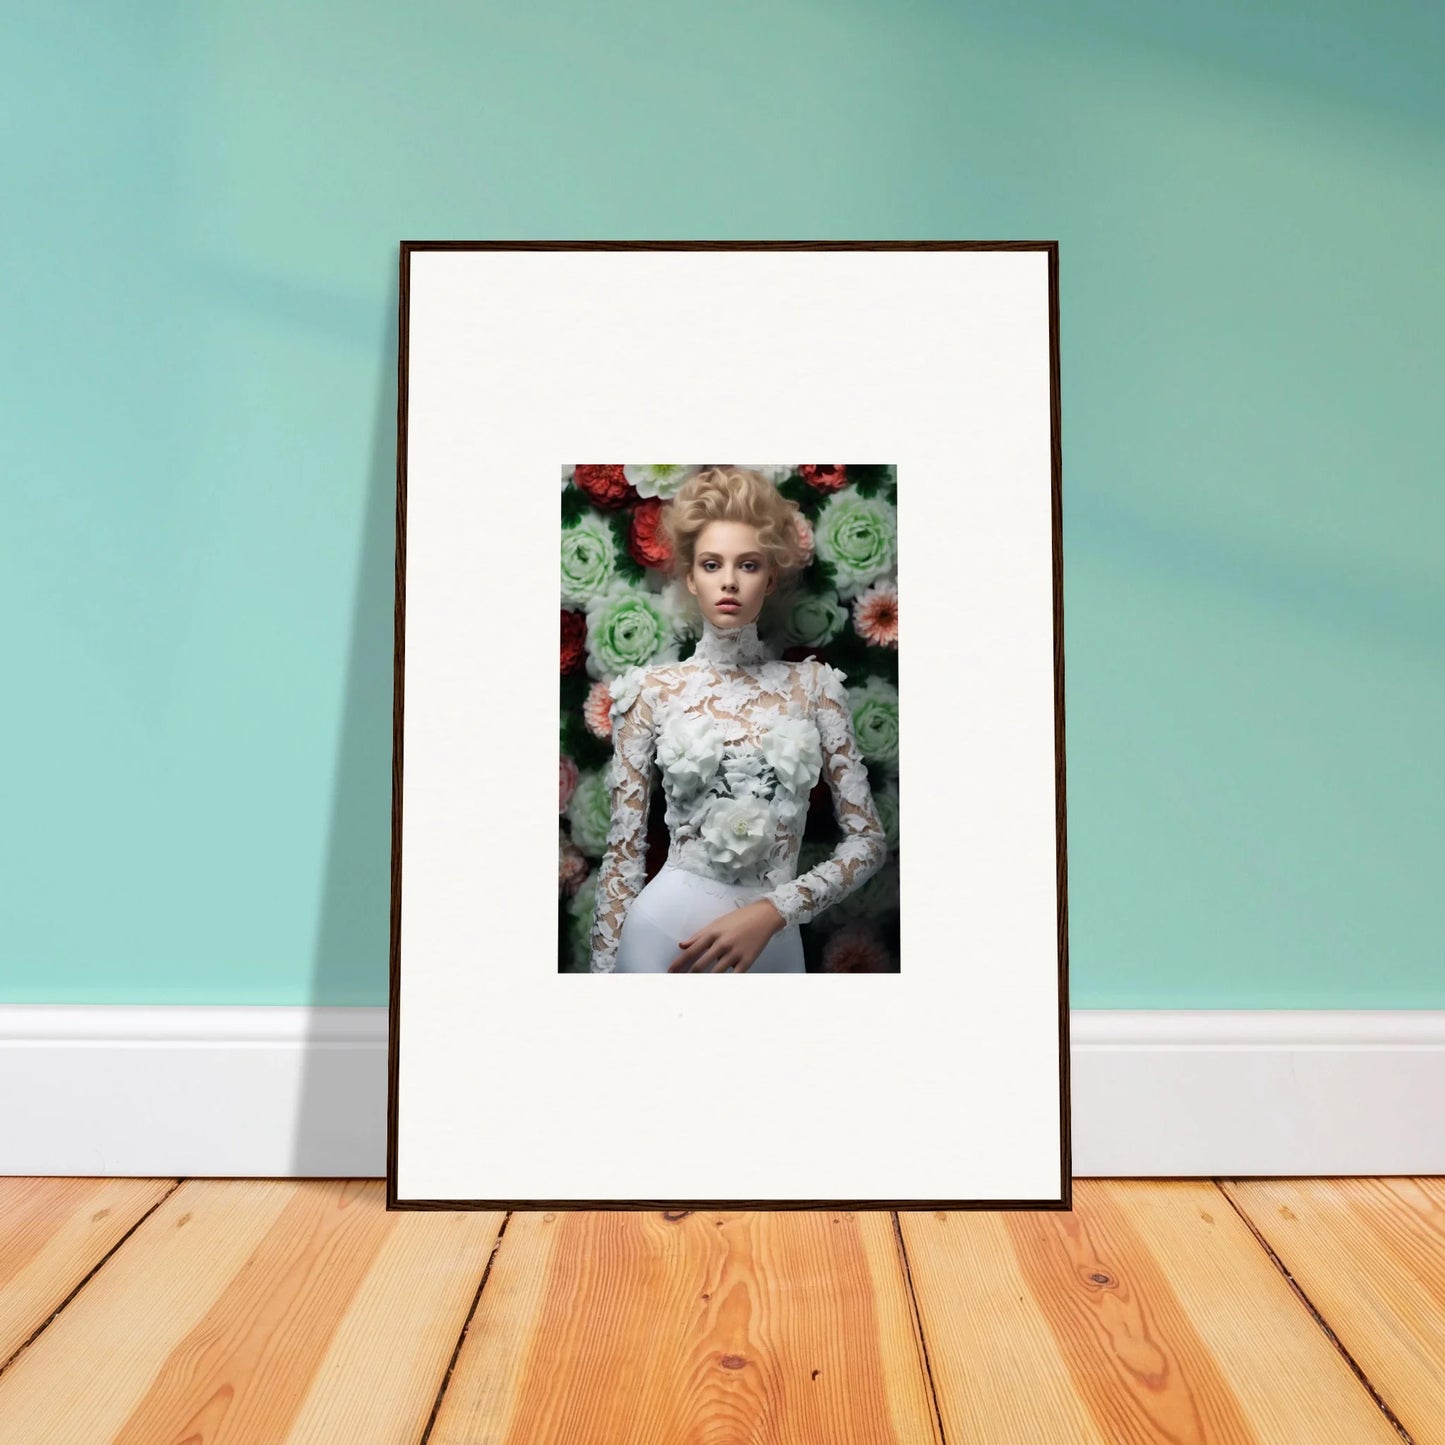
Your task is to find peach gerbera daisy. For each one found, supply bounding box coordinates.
[852,579,898,648]
[583,679,615,739]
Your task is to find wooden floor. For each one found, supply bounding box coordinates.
[0,1179,1440,1443]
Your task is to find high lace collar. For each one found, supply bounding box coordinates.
[693,613,770,668]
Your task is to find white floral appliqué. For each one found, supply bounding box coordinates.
[608,665,646,719]
[759,716,823,795]
[656,711,725,793]
[699,794,774,874]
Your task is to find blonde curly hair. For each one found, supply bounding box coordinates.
[662,466,807,577]
[661,467,808,636]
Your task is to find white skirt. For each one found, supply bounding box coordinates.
[613,860,806,974]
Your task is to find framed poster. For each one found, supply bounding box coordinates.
[389,241,1070,1211]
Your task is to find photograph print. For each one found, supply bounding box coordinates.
[560,463,901,977]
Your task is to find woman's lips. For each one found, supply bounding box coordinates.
[716,600,739,610]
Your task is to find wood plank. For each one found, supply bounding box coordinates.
[0,1177,176,1371]
[0,1180,502,1445]
[899,1180,1402,1443]
[1224,1176,1445,1442]
[430,1207,940,1445]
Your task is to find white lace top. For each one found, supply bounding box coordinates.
[589,615,888,973]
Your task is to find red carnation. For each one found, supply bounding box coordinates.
[628,497,674,570]
[821,920,891,972]
[561,609,587,674]
[799,464,848,492]
[573,464,638,509]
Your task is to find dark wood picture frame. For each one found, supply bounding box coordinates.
[387,241,1070,1212]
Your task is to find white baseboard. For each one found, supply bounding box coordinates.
[2,1007,1441,1179]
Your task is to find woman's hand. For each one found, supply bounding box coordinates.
[668,900,787,973]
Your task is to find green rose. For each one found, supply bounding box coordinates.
[560,514,618,608]
[796,839,833,877]
[585,581,679,681]
[874,779,900,851]
[780,589,848,648]
[850,675,899,770]
[566,870,598,969]
[832,857,900,923]
[813,488,897,599]
[566,768,613,857]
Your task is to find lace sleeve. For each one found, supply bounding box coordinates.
[764,660,887,928]
[589,667,657,973]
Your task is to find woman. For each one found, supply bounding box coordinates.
[589,466,888,974]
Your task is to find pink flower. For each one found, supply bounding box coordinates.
[583,679,614,739]
[793,512,815,566]
[820,921,891,972]
[852,578,898,648]
[560,754,579,813]
[559,830,589,896]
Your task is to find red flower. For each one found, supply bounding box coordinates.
[573,464,638,509]
[628,497,674,570]
[820,921,891,972]
[799,464,848,492]
[561,609,587,674]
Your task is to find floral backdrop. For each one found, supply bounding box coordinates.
[559,464,900,973]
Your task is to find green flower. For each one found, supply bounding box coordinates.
[813,488,897,599]
[566,769,613,857]
[780,588,848,648]
[585,580,678,681]
[874,778,900,851]
[796,839,833,877]
[832,857,899,923]
[850,675,899,770]
[560,514,618,608]
[566,870,598,969]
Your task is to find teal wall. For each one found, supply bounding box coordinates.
[4,2,1441,1006]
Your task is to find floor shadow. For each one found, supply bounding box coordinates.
[289,269,398,1177]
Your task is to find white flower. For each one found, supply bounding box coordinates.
[608,665,646,718]
[760,716,823,795]
[719,747,770,798]
[623,464,697,499]
[657,712,725,793]
[736,464,791,484]
[699,794,774,874]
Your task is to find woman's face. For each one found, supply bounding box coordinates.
[685,519,776,629]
